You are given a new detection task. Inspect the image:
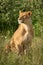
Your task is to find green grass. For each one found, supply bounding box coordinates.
[0,32,43,65]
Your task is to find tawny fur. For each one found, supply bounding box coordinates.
[5,11,34,54]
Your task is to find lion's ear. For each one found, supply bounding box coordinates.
[28,11,32,16]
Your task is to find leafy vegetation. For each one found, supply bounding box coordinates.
[0,0,43,65]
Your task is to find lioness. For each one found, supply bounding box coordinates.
[5,11,34,54]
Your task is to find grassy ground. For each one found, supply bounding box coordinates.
[0,32,43,65]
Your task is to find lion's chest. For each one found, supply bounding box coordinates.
[12,24,28,44]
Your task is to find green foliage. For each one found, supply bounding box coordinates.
[0,0,43,36]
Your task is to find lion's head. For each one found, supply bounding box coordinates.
[18,11,32,24]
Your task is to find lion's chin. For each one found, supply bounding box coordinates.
[18,19,22,24]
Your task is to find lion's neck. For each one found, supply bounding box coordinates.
[23,18,32,28]
[23,18,33,37]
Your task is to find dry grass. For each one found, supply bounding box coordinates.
[0,33,43,65]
